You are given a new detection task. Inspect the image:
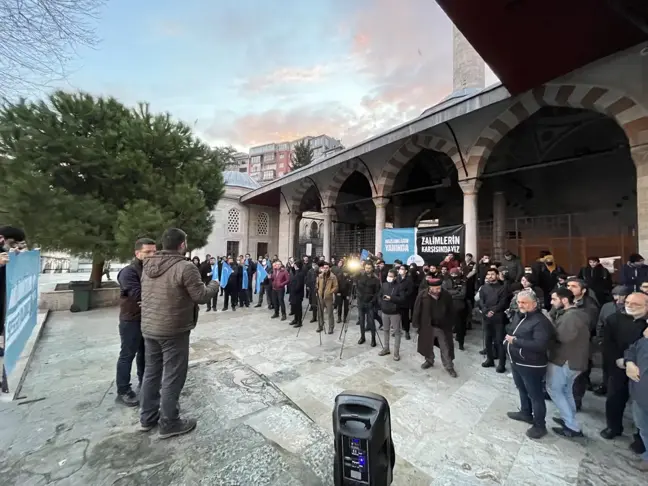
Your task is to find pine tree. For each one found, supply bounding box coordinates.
[290,139,314,170]
[0,91,225,286]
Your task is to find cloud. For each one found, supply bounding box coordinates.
[201,0,497,150]
[237,65,330,94]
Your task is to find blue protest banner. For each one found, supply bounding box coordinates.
[256,264,268,293]
[220,262,232,287]
[242,265,249,290]
[381,228,417,264]
[360,249,369,261]
[3,250,40,375]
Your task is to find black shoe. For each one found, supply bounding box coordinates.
[370,337,377,347]
[421,360,434,370]
[553,417,565,427]
[159,418,197,440]
[405,331,411,340]
[593,385,607,396]
[507,411,534,424]
[271,314,279,319]
[254,304,262,308]
[526,425,548,439]
[232,307,236,312]
[496,363,506,373]
[553,426,584,438]
[116,390,138,407]
[281,315,287,321]
[293,323,302,328]
[458,343,465,351]
[328,329,334,334]
[479,349,487,355]
[139,420,158,432]
[289,312,294,316]
[310,318,317,323]
[316,328,323,333]
[481,359,495,368]
[358,336,366,345]
[575,399,582,412]
[630,433,647,454]
[337,318,342,324]
[600,428,622,440]
[289,320,297,325]
[447,368,458,378]
[206,308,211,312]
[222,307,228,311]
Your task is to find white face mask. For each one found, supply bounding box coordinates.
[386,276,394,283]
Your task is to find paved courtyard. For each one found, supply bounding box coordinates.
[1,300,646,485]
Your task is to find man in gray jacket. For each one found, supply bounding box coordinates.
[546,287,591,438]
[140,228,219,439]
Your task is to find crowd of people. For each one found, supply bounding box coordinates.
[3,221,646,473]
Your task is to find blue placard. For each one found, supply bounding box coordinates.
[360,249,369,261]
[381,228,417,264]
[3,250,40,375]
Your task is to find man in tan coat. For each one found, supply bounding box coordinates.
[140,228,219,439]
[316,261,338,334]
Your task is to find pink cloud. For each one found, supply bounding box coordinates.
[210,0,460,149]
[237,65,330,94]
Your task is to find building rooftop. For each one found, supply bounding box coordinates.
[223,171,261,190]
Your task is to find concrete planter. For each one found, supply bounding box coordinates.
[39,282,120,311]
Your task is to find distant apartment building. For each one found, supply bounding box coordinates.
[225,152,250,173]
[248,134,343,183]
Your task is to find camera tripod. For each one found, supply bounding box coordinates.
[338,280,383,359]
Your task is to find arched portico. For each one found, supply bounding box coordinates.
[459,83,648,260]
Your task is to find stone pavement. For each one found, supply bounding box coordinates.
[0,310,334,485]
[0,302,646,486]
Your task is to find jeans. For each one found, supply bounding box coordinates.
[140,331,190,427]
[358,302,376,336]
[484,315,506,363]
[116,320,145,395]
[272,288,286,316]
[382,313,401,352]
[632,401,648,462]
[546,362,582,432]
[512,363,547,428]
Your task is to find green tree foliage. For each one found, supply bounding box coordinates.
[0,91,225,285]
[290,139,314,170]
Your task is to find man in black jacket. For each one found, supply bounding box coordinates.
[199,256,218,311]
[505,289,555,439]
[397,265,416,341]
[115,237,157,406]
[336,269,352,324]
[356,262,381,346]
[601,292,648,440]
[223,256,241,311]
[479,268,510,372]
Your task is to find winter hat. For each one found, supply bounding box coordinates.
[428,278,442,287]
[612,285,630,296]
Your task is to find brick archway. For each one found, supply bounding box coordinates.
[322,158,377,208]
[465,83,648,178]
[375,134,461,198]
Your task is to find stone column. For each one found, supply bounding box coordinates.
[293,214,302,258]
[374,197,389,255]
[322,208,333,260]
[278,204,298,262]
[492,191,506,260]
[459,180,481,258]
[392,196,402,228]
[634,146,648,256]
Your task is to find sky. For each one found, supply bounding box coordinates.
[57,0,497,151]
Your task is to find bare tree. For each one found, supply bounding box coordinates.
[0,0,104,97]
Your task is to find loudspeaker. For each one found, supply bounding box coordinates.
[333,391,395,485]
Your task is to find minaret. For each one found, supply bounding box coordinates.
[452,25,485,91]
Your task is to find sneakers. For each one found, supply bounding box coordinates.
[393,352,400,361]
[116,390,138,407]
[139,421,158,432]
[159,418,197,440]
